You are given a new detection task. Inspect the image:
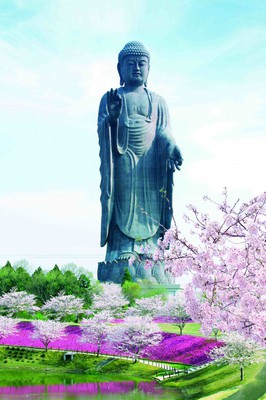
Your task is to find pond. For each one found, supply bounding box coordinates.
[0,369,181,399]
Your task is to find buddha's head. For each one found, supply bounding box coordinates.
[117,41,150,87]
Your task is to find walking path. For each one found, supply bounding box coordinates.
[154,361,214,381]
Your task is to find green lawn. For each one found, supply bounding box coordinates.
[163,362,266,400]
[158,322,223,339]
[158,322,204,336]
[0,346,163,383]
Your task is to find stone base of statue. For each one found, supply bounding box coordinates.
[97,258,174,284]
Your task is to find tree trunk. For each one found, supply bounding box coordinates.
[240,367,244,381]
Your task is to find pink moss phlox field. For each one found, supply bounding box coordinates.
[65,325,82,335]
[2,322,222,365]
[0,381,163,396]
[143,332,222,364]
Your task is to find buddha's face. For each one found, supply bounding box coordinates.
[120,55,149,87]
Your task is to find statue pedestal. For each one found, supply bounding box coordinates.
[98,258,174,284]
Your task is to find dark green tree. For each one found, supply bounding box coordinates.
[78,274,93,307]
[14,267,31,291]
[46,265,65,298]
[62,270,80,295]
[121,267,133,285]
[30,267,50,305]
[0,262,16,295]
[3,261,12,268]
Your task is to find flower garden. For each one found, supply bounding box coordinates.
[1,321,221,366]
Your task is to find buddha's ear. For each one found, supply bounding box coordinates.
[117,63,124,86]
[144,64,150,87]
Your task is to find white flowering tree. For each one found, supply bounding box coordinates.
[108,316,162,362]
[31,320,66,351]
[80,310,112,356]
[0,316,18,342]
[209,332,264,381]
[154,190,266,344]
[125,295,165,317]
[92,283,129,317]
[161,293,190,335]
[0,289,39,317]
[41,293,84,321]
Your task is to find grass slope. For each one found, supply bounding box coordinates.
[164,362,265,400]
[159,322,215,337]
[0,346,163,384]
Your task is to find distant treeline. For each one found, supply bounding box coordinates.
[0,261,93,307]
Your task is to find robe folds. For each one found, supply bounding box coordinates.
[98,88,177,262]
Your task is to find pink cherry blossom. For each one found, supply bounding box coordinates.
[31,320,67,351]
[0,289,39,317]
[108,316,162,362]
[92,283,129,316]
[0,316,18,341]
[157,190,266,345]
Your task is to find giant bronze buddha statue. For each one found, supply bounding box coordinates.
[97,41,183,283]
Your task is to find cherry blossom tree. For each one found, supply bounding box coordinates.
[0,316,18,342]
[80,310,112,356]
[209,332,264,381]
[154,190,266,344]
[92,283,129,316]
[108,316,162,362]
[161,293,190,335]
[125,295,165,317]
[41,293,84,321]
[0,289,39,317]
[31,320,66,351]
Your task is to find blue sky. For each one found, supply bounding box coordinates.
[0,0,265,276]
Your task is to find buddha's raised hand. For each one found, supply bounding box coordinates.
[107,88,122,122]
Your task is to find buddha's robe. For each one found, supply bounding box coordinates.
[98,88,177,261]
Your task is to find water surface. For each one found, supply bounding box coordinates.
[0,369,181,399]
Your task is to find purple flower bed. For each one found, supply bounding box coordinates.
[143,332,222,365]
[1,322,222,365]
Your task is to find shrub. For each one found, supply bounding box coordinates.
[35,312,47,320]
[15,311,33,319]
